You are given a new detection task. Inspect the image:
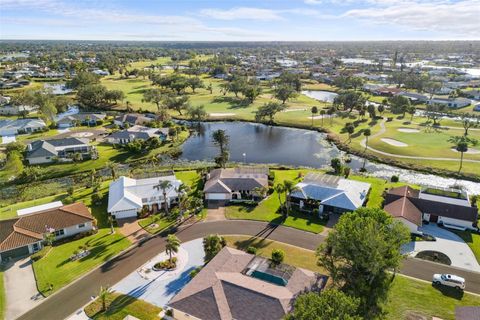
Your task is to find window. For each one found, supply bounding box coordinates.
[78,223,85,229]
[54,229,65,237]
[32,242,40,252]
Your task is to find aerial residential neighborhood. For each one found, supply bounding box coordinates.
[0,1,480,320]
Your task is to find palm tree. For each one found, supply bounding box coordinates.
[203,234,226,263]
[282,180,299,216]
[311,106,318,128]
[165,234,181,263]
[363,128,371,152]
[456,140,468,172]
[274,184,285,209]
[108,215,115,234]
[98,286,112,311]
[320,110,326,127]
[106,161,118,180]
[154,180,173,215]
[212,129,229,154]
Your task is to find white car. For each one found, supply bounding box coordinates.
[432,274,465,290]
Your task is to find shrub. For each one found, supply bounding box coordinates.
[246,246,257,255]
[189,266,202,279]
[154,257,178,270]
[271,249,285,265]
[31,246,51,261]
[63,196,74,204]
[390,175,399,182]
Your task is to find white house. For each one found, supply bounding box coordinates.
[0,118,46,135]
[107,175,182,219]
[289,173,371,214]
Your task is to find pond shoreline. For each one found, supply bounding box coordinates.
[175,116,480,183]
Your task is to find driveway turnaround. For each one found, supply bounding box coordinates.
[4,258,43,320]
[113,238,204,307]
[18,220,480,320]
[403,224,480,272]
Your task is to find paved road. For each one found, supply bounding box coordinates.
[17,220,480,320]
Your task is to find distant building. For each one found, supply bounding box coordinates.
[168,246,327,320]
[384,186,478,233]
[57,113,106,128]
[114,113,154,127]
[107,175,182,219]
[427,98,471,109]
[26,137,95,164]
[204,167,269,202]
[289,173,371,214]
[106,125,168,145]
[0,118,46,135]
[0,202,94,262]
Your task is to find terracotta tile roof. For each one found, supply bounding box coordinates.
[169,247,327,320]
[384,197,423,226]
[0,202,93,252]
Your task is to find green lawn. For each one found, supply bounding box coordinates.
[452,230,480,263]
[84,292,161,320]
[138,215,176,234]
[224,236,480,320]
[33,229,130,295]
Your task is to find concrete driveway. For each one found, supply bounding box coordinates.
[403,224,480,272]
[113,238,204,308]
[1,135,16,144]
[3,257,43,320]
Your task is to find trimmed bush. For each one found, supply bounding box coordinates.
[246,246,257,255]
[390,175,399,182]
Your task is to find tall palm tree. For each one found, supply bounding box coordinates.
[311,106,318,128]
[165,234,181,263]
[274,184,285,209]
[456,140,468,172]
[363,128,371,152]
[98,286,112,311]
[203,234,226,263]
[106,161,118,180]
[212,129,229,154]
[154,180,173,215]
[320,110,326,127]
[282,180,299,216]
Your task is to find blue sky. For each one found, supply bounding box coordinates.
[0,0,479,41]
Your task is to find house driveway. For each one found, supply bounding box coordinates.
[403,224,480,272]
[112,238,204,308]
[206,201,227,221]
[117,218,149,243]
[3,257,43,320]
[1,135,16,145]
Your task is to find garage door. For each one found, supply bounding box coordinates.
[113,210,138,219]
[0,245,30,261]
[206,193,230,200]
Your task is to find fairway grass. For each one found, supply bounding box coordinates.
[224,235,480,320]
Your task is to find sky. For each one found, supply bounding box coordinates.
[0,0,479,41]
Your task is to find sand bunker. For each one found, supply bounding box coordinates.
[209,113,236,117]
[308,115,331,120]
[398,128,420,133]
[282,108,306,113]
[451,148,480,154]
[381,138,408,147]
[71,132,94,138]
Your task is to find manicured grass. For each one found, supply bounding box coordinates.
[33,229,131,295]
[224,236,480,320]
[138,215,176,234]
[175,170,202,191]
[0,192,68,220]
[385,276,480,320]
[452,230,480,263]
[84,292,161,320]
[223,235,326,274]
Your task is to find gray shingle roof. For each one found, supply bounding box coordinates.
[204,168,268,194]
[27,138,89,158]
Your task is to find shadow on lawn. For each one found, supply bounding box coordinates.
[432,283,464,300]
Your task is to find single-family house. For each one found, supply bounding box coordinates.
[289,173,371,214]
[464,90,480,100]
[384,186,478,233]
[57,113,106,128]
[0,118,46,136]
[26,137,95,164]
[427,98,471,109]
[168,246,327,320]
[203,167,269,201]
[474,103,480,112]
[0,104,36,116]
[107,175,182,219]
[114,113,154,127]
[106,125,168,145]
[0,202,94,262]
[397,92,428,103]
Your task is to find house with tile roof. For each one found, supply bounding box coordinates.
[384,186,478,233]
[168,246,327,320]
[0,202,94,262]
[26,137,95,164]
[289,173,370,214]
[107,175,182,219]
[203,167,269,202]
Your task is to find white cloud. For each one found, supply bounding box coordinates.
[199,7,284,21]
[344,0,480,36]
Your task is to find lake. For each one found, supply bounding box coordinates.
[180,121,480,194]
[302,90,338,103]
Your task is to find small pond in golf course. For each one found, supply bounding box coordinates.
[180,121,480,194]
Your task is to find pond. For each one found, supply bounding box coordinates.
[302,90,338,103]
[180,122,480,194]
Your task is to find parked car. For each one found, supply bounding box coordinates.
[432,274,465,290]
